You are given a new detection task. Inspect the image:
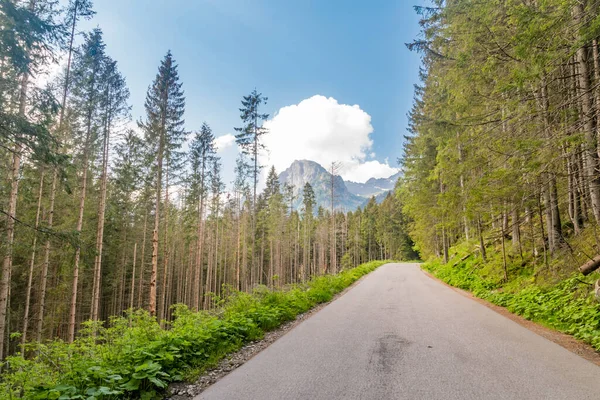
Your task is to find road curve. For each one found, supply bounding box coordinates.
[197,263,600,400]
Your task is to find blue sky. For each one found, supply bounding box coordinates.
[78,0,423,185]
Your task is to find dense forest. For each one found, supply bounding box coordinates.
[403,0,600,274]
[0,0,415,360]
[5,0,600,397]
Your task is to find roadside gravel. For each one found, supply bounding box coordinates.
[166,271,370,399]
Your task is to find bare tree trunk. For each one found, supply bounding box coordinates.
[592,38,600,146]
[537,192,549,269]
[149,140,164,316]
[538,81,563,251]
[117,231,127,315]
[501,225,508,282]
[543,184,554,252]
[37,170,56,342]
[203,222,213,310]
[511,205,520,250]
[129,243,137,310]
[235,195,241,290]
[0,19,32,358]
[91,105,111,321]
[574,3,600,224]
[22,171,44,345]
[37,0,79,343]
[213,216,219,299]
[567,153,582,234]
[137,211,148,309]
[159,164,170,321]
[441,225,449,264]
[68,99,96,343]
[550,176,562,245]
[477,215,486,262]
[194,184,205,311]
[184,244,192,306]
[242,211,248,291]
[458,133,469,240]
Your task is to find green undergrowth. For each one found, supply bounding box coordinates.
[424,242,600,351]
[0,260,388,399]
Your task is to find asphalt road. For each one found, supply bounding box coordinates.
[197,263,600,400]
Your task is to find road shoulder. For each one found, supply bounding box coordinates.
[421,268,600,367]
[168,265,383,399]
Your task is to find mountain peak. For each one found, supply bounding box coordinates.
[285,159,327,172]
[278,160,400,211]
[279,160,364,211]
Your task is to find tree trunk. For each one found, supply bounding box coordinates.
[129,243,137,310]
[477,215,486,262]
[442,225,449,264]
[159,164,170,322]
[592,38,600,146]
[501,226,508,282]
[91,101,111,321]
[137,210,148,309]
[574,3,600,224]
[37,0,79,343]
[0,24,32,358]
[511,205,520,250]
[37,169,56,342]
[22,171,44,345]
[194,158,206,310]
[149,136,164,316]
[203,224,213,310]
[68,100,95,343]
[580,255,600,275]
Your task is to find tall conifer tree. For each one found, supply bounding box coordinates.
[138,51,186,316]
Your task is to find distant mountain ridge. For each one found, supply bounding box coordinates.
[278,160,365,211]
[345,172,401,198]
[278,160,400,211]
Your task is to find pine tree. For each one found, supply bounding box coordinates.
[189,122,215,310]
[139,51,186,316]
[90,59,130,322]
[204,157,223,309]
[302,183,316,279]
[37,0,94,343]
[0,0,65,359]
[67,28,108,342]
[112,129,144,311]
[234,89,269,288]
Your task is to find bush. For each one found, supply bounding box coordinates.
[0,260,387,399]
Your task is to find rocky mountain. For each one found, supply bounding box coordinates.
[278,160,365,211]
[345,172,401,198]
[278,160,400,212]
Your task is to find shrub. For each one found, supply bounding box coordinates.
[0,260,387,399]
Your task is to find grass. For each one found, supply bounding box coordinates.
[423,241,600,352]
[0,260,388,400]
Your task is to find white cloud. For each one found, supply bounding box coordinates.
[341,160,398,183]
[214,133,236,153]
[261,95,398,183]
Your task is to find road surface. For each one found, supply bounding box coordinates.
[197,263,600,400]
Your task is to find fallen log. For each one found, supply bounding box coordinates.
[579,255,600,276]
[452,253,472,267]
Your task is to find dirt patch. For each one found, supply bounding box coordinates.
[166,272,373,399]
[421,269,600,367]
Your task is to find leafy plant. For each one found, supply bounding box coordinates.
[0,261,387,399]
